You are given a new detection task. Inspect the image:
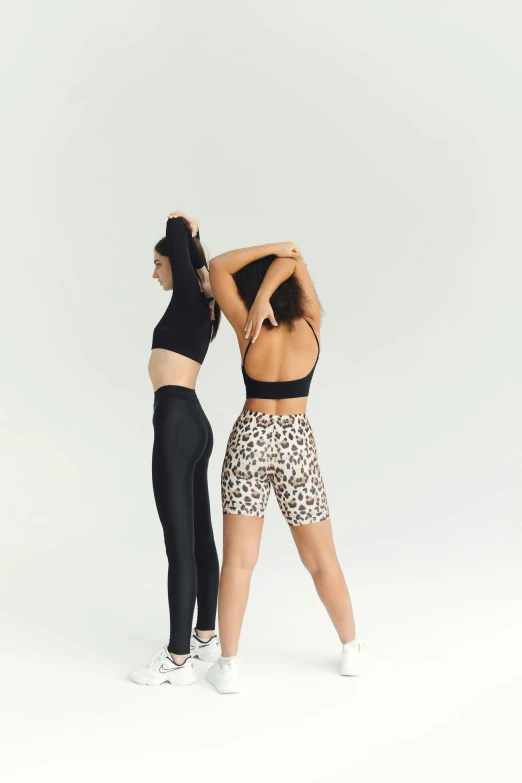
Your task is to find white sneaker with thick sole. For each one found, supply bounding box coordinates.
[340,640,372,676]
[207,656,240,694]
[190,630,221,662]
[130,646,198,686]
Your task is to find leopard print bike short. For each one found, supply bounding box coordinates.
[221,410,330,526]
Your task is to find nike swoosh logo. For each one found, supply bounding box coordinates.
[159,664,182,673]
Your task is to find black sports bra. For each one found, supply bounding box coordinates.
[242,318,320,400]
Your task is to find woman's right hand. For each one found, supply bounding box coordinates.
[244,295,278,342]
[273,242,303,261]
[168,210,199,238]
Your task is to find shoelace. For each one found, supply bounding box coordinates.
[148,646,168,669]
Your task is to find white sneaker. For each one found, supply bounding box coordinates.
[190,630,221,662]
[207,656,240,694]
[130,646,198,686]
[340,640,372,676]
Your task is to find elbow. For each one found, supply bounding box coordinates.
[209,254,229,276]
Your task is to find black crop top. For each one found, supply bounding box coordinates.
[151,218,212,365]
[242,318,320,400]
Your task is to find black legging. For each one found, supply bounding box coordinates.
[152,385,219,655]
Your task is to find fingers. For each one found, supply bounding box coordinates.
[244,318,252,339]
[269,312,278,327]
[167,211,198,236]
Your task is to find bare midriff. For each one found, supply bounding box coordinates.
[148,348,202,392]
[243,397,309,415]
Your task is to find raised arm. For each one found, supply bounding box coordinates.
[242,253,321,342]
[165,217,205,300]
[210,242,303,334]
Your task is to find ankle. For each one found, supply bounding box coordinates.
[220,654,239,663]
[195,628,215,642]
[169,651,191,666]
[221,650,238,658]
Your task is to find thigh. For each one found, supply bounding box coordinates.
[273,417,330,526]
[221,414,271,519]
[222,514,264,571]
[290,518,337,571]
[152,399,207,536]
[153,398,207,466]
[194,403,214,464]
[192,406,214,531]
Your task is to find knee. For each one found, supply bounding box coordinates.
[299,551,335,578]
[222,550,259,575]
[164,536,193,566]
[194,535,218,565]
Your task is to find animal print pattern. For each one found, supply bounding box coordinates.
[221,410,330,526]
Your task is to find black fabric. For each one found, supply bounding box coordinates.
[152,218,212,364]
[242,318,320,400]
[152,385,219,654]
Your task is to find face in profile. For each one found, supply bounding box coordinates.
[152,252,173,291]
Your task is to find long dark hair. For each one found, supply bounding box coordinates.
[233,255,310,330]
[155,234,221,341]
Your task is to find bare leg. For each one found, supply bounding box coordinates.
[218,514,264,657]
[291,519,356,644]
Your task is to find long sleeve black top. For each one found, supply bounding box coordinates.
[151,218,212,364]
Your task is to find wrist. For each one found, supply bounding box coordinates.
[255,287,270,302]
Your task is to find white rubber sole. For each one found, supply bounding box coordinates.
[130,668,198,686]
[340,662,363,676]
[340,647,371,676]
[207,667,240,694]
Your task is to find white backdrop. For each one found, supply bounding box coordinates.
[1,2,521,781]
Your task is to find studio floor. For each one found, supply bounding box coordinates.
[2,541,519,783]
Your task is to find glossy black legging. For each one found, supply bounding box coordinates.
[152,385,219,655]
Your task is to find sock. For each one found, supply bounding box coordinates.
[344,638,359,650]
[220,655,238,663]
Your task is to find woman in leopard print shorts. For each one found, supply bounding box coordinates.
[206,241,369,692]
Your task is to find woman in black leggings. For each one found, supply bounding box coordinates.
[130,210,222,687]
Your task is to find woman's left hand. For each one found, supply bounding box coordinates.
[244,295,277,342]
[168,210,199,238]
[273,242,303,261]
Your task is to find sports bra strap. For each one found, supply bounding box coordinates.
[303,318,320,353]
[242,339,252,367]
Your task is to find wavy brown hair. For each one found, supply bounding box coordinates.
[233,255,317,330]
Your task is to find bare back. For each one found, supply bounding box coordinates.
[241,317,320,414]
[210,255,322,414]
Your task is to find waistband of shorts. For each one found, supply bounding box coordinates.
[154,385,198,403]
[237,409,309,424]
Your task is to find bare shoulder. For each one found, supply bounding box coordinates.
[209,263,248,335]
